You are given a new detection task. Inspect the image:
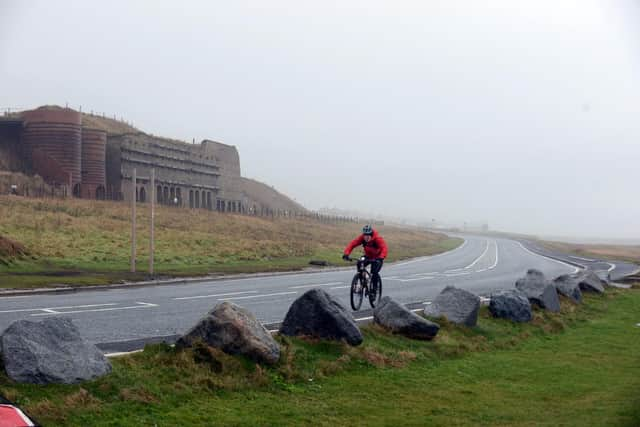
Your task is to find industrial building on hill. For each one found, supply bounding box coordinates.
[0,106,304,215]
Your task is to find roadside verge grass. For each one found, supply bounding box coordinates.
[2,287,638,426]
[0,196,460,288]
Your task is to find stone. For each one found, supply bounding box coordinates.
[424,286,481,327]
[577,270,606,294]
[373,296,440,340]
[553,274,583,304]
[0,317,111,384]
[176,302,280,365]
[489,289,533,322]
[280,289,363,346]
[515,269,561,312]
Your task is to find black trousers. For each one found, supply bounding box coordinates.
[358,259,383,281]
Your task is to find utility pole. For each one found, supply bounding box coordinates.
[150,169,155,275]
[131,168,137,273]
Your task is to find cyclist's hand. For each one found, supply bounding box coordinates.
[342,254,350,261]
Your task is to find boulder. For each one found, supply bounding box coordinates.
[373,296,440,340]
[0,317,111,384]
[515,269,561,312]
[424,286,481,327]
[280,289,363,346]
[577,270,606,294]
[489,289,533,322]
[553,274,583,304]
[176,302,280,365]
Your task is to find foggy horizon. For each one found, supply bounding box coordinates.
[2,0,639,241]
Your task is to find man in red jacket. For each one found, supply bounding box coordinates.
[343,224,388,290]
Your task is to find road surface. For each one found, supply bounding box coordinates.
[0,234,634,352]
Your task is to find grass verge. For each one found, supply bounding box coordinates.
[2,287,639,426]
[0,196,460,288]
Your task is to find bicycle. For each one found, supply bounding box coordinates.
[345,256,383,310]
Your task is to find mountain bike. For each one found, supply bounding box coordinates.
[345,256,383,310]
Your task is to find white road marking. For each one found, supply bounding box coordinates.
[330,285,351,289]
[444,272,471,277]
[32,302,158,316]
[516,242,581,274]
[173,291,257,300]
[387,276,436,282]
[0,303,118,314]
[289,282,343,289]
[488,241,499,270]
[606,263,616,273]
[392,239,468,267]
[218,291,297,301]
[464,240,490,270]
[570,255,596,262]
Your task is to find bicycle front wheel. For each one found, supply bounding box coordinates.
[369,275,382,308]
[350,274,363,311]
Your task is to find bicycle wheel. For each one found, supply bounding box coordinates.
[369,275,382,308]
[350,273,363,311]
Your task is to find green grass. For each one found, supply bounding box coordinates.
[0,196,461,288]
[2,288,639,426]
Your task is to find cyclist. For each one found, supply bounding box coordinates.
[342,224,387,292]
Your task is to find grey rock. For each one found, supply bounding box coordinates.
[515,269,561,312]
[176,302,280,365]
[424,286,481,327]
[0,317,111,384]
[553,274,583,304]
[489,289,533,322]
[374,296,440,340]
[280,289,363,346]
[577,270,606,294]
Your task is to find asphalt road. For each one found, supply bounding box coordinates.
[0,234,635,353]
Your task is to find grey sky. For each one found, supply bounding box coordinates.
[1,1,639,240]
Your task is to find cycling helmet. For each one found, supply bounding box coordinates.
[362,224,373,235]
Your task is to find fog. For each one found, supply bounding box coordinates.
[1,0,639,240]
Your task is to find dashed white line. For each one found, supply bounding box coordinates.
[174,291,257,300]
[32,302,158,316]
[218,291,297,301]
[330,285,351,290]
[0,303,118,314]
[289,282,343,290]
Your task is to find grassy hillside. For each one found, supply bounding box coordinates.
[540,240,640,265]
[0,196,460,288]
[2,286,638,426]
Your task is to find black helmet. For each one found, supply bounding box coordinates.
[362,224,373,235]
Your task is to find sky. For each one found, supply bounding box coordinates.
[1,0,639,240]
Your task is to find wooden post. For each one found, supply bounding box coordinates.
[131,168,137,273]
[149,169,155,275]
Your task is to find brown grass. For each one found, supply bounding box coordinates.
[541,240,640,264]
[0,195,458,287]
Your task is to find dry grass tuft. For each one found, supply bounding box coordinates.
[119,387,159,404]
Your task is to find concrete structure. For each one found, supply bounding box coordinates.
[0,105,305,214]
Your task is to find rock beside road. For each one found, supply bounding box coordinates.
[489,289,533,322]
[515,269,561,312]
[374,296,440,340]
[280,289,363,346]
[577,270,606,294]
[553,274,583,304]
[0,317,111,384]
[176,302,280,365]
[424,286,481,327]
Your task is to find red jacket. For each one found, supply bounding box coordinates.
[344,229,388,260]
